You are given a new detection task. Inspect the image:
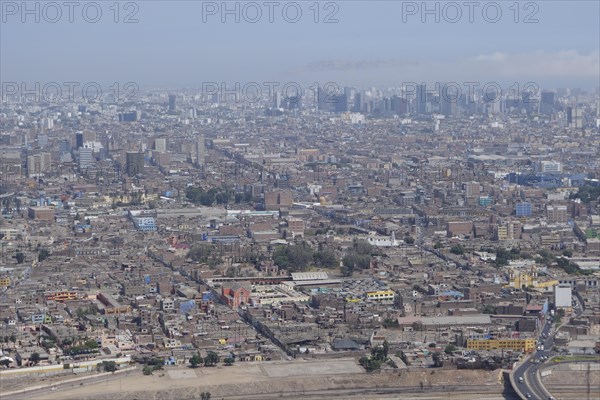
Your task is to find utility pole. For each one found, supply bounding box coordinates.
[586,362,591,400]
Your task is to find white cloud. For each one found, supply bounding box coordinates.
[470,50,600,78]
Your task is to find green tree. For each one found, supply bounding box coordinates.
[0,359,11,368]
[569,184,600,203]
[38,249,50,262]
[273,241,314,272]
[204,351,219,367]
[342,252,371,271]
[148,357,164,370]
[188,244,215,263]
[404,236,415,245]
[189,354,203,368]
[223,357,235,366]
[444,344,457,354]
[14,252,25,264]
[99,361,118,372]
[359,355,383,372]
[143,365,153,375]
[449,245,464,255]
[200,393,212,400]
[314,250,337,269]
[353,239,373,255]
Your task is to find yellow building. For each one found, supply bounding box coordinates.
[507,266,558,289]
[467,338,536,353]
[45,291,79,302]
[0,276,10,287]
[366,290,395,301]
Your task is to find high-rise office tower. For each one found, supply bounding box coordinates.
[416,84,427,115]
[317,87,332,112]
[353,92,363,112]
[168,94,176,113]
[42,117,54,130]
[540,91,555,115]
[344,86,354,104]
[83,131,96,143]
[390,95,408,115]
[483,90,501,114]
[59,139,70,154]
[27,153,51,177]
[273,91,282,109]
[334,94,348,113]
[78,147,94,171]
[567,107,583,128]
[125,151,144,176]
[440,83,459,117]
[75,132,84,148]
[195,135,205,166]
[521,91,539,114]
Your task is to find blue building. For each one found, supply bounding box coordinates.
[478,196,493,206]
[133,217,157,232]
[516,202,532,217]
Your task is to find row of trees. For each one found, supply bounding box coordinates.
[569,184,600,203]
[272,241,338,272]
[189,351,221,368]
[341,239,375,276]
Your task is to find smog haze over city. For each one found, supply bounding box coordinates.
[0,1,599,400]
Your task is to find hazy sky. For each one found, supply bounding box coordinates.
[1,1,599,90]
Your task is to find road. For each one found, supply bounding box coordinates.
[512,320,555,400]
[225,385,520,400]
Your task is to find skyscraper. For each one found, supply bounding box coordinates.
[168,94,176,113]
[540,91,555,115]
[27,153,51,177]
[567,107,583,128]
[79,147,94,172]
[440,83,459,117]
[353,92,363,112]
[75,132,84,149]
[416,84,427,115]
[195,135,205,166]
[125,151,144,176]
[273,91,281,109]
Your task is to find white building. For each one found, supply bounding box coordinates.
[367,231,400,247]
[78,147,94,171]
[154,138,167,152]
[540,161,562,173]
[554,283,571,309]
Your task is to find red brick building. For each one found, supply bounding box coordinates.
[221,282,251,308]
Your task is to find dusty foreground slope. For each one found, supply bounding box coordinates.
[21,358,505,400]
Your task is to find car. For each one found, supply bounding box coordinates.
[526,394,532,398]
